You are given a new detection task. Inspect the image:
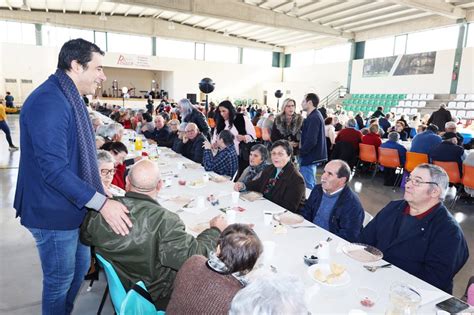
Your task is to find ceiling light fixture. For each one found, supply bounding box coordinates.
[99,12,107,21]
[20,0,29,11]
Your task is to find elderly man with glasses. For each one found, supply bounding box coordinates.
[174,123,206,163]
[359,164,468,294]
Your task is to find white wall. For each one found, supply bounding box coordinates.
[101,67,162,97]
[350,49,455,94]
[262,61,348,111]
[457,47,474,94]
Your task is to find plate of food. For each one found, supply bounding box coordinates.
[187,179,207,189]
[273,211,304,225]
[342,243,383,263]
[240,191,265,202]
[308,263,350,287]
[208,173,229,183]
[183,163,202,170]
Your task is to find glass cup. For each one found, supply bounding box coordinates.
[385,282,421,315]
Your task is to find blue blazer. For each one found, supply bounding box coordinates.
[299,109,327,166]
[359,200,469,293]
[14,75,97,230]
[301,185,364,242]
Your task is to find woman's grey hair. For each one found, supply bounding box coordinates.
[346,118,357,128]
[416,163,449,200]
[388,131,400,142]
[229,273,307,315]
[96,123,123,140]
[97,149,114,165]
[178,98,194,118]
[250,144,269,162]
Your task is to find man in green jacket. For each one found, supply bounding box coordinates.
[80,159,227,310]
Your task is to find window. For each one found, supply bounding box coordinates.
[242,48,272,66]
[394,34,407,55]
[291,50,314,67]
[156,38,195,59]
[406,25,459,54]
[108,32,152,55]
[365,36,394,58]
[94,31,107,51]
[205,44,239,63]
[195,43,205,60]
[466,23,474,48]
[42,25,94,47]
[314,44,351,64]
[0,21,35,45]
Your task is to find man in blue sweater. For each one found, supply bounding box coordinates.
[299,93,327,189]
[360,164,468,293]
[301,160,364,242]
[410,124,442,155]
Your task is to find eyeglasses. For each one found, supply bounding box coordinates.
[100,168,116,176]
[271,152,288,157]
[406,176,438,187]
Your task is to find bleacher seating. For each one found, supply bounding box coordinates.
[343,93,404,115]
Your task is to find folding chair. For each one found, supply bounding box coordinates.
[378,147,404,190]
[354,144,378,179]
[432,161,462,209]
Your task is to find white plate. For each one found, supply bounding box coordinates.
[273,211,304,225]
[342,243,383,263]
[307,264,351,287]
[187,180,207,189]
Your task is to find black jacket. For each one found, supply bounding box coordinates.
[174,133,206,164]
[143,126,171,145]
[428,108,452,132]
[184,109,211,140]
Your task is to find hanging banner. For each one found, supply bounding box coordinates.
[394,51,436,76]
[363,56,397,77]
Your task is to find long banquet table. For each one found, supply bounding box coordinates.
[132,144,469,314]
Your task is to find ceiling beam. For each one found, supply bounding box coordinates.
[4,0,13,10]
[78,0,83,14]
[350,12,432,32]
[124,5,135,16]
[110,3,120,16]
[95,0,104,15]
[270,1,292,11]
[138,7,148,17]
[320,3,396,25]
[310,2,373,22]
[334,8,417,30]
[108,0,352,39]
[297,1,343,19]
[62,0,66,14]
[0,10,282,51]
[388,0,466,19]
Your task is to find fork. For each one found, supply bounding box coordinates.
[363,263,392,272]
[288,225,317,229]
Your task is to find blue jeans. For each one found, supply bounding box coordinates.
[28,228,90,315]
[299,161,317,190]
[0,120,14,147]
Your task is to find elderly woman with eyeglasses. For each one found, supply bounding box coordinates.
[234,140,305,213]
[97,150,125,197]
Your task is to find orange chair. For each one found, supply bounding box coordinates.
[355,144,378,178]
[207,117,216,129]
[254,126,262,140]
[462,164,474,191]
[405,152,429,173]
[378,147,404,188]
[432,161,462,185]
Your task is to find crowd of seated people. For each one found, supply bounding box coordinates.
[84,94,470,312]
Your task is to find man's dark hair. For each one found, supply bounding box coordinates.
[142,112,153,122]
[219,129,235,146]
[271,139,293,157]
[217,224,263,274]
[377,106,383,111]
[100,141,128,155]
[305,93,319,108]
[334,159,351,184]
[427,124,439,133]
[57,38,104,71]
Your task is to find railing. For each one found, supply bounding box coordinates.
[320,86,347,108]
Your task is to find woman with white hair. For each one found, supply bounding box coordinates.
[270,98,303,157]
[96,150,125,197]
[177,98,211,139]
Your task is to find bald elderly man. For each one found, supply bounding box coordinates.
[173,122,206,163]
[81,160,227,310]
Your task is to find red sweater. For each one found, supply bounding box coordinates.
[112,163,126,189]
[362,133,382,149]
[335,128,362,151]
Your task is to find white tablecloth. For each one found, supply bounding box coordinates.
[137,146,463,313]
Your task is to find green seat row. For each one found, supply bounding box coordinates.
[351,93,406,100]
[342,99,399,106]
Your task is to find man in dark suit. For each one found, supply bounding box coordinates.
[14,39,132,314]
[427,104,452,132]
[174,123,206,163]
[430,132,466,174]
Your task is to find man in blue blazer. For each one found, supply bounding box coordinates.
[359,164,468,293]
[301,160,364,242]
[14,39,132,315]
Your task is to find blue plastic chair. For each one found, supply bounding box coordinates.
[95,253,164,315]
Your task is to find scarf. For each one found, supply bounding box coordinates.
[54,69,104,195]
[241,162,268,184]
[262,166,285,199]
[207,251,249,286]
